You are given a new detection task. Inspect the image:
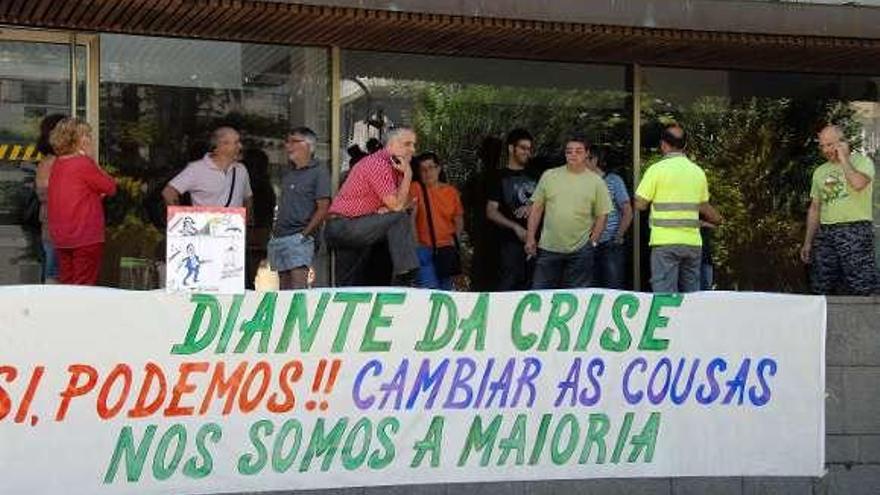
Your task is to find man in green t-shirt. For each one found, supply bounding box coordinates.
[800,125,877,295]
[525,136,611,289]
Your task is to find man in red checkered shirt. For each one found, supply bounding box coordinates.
[325,127,420,286]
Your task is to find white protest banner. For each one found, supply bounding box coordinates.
[166,206,246,294]
[0,287,825,494]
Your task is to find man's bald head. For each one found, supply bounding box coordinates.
[211,126,239,149]
[660,124,687,152]
[210,126,242,163]
[818,125,847,163]
[819,125,844,142]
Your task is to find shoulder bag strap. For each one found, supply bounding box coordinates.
[224,167,237,207]
[419,182,438,250]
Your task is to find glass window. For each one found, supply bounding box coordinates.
[99,34,329,289]
[341,50,632,290]
[0,40,75,284]
[640,67,880,292]
[75,45,86,119]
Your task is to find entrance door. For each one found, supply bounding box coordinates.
[0,29,97,284]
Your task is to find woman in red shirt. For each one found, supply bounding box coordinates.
[47,118,117,285]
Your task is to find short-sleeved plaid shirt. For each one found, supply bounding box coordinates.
[329,149,401,217]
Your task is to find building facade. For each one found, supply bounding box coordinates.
[2,0,880,291]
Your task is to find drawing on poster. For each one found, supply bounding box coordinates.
[166,206,245,293]
[221,243,243,280]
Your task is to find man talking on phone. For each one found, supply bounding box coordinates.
[325,127,420,286]
[801,124,877,295]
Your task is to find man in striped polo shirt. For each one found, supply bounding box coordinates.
[325,127,420,286]
[635,124,722,293]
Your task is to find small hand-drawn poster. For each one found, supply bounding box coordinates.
[166,206,246,293]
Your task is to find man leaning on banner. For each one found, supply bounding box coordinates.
[324,127,420,287]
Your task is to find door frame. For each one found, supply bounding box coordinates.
[0,26,99,154]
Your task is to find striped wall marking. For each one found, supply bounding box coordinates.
[22,145,36,161]
[0,144,43,162]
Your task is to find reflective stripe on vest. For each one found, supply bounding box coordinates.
[651,218,701,228]
[652,202,700,212]
[651,200,701,229]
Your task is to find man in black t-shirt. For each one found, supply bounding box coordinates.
[486,128,538,290]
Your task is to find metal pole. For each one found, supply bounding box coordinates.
[87,35,100,158]
[631,63,642,291]
[69,33,77,119]
[329,46,342,286]
[330,46,342,194]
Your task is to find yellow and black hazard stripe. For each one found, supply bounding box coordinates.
[0,144,43,162]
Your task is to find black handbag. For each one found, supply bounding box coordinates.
[419,182,461,278]
[21,188,41,231]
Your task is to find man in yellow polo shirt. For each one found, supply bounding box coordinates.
[525,136,611,289]
[635,124,721,293]
[800,124,876,295]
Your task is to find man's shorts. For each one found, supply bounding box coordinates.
[267,233,315,272]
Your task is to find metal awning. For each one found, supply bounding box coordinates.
[2,0,880,74]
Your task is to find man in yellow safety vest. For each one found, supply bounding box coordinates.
[635,124,722,293]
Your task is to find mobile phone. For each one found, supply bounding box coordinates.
[391,156,402,165]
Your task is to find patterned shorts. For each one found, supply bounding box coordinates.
[810,221,878,296]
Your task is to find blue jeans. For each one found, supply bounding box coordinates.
[416,246,453,290]
[700,262,714,290]
[594,240,626,289]
[531,243,595,290]
[42,239,58,281]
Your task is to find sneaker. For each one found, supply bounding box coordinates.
[392,268,419,287]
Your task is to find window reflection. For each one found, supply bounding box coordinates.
[99,34,329,288]
[641,68,880,292]
[341,51,633,290]
[0,41,74,284]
